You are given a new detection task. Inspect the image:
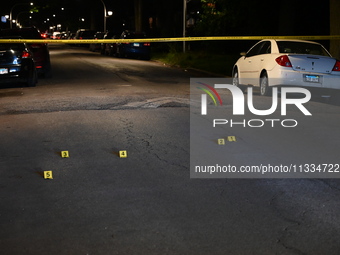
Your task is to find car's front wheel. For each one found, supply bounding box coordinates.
[232,68,246,91]
[232,69,239,87]
[260,72,270,96]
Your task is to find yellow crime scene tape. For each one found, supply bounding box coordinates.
[0,35,340,44]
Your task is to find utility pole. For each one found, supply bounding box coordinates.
[183,0,187,53]
[134,0,142,32]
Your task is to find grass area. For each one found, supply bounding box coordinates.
[152,50,240,77]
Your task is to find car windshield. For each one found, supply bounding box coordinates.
[277,41,330,57]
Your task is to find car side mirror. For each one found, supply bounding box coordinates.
[240,52,246,57]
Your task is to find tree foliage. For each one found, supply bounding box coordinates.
[192,0,250,36]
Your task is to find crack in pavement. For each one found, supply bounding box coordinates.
[0,97,190,116]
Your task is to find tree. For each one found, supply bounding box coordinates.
[192,0,238,36]
[192,0,277,37]
[330,0,340,58]
[134,0,142,31]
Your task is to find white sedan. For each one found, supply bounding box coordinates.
[232,39,340,95]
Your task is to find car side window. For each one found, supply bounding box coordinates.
[246,43,262,57]
[259,41,271,55]
[246,41,271,57]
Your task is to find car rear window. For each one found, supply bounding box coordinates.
[277,41,330,57]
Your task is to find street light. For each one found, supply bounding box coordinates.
[15,11,31,28]
[10,2,33,28]
[100,0,112,32]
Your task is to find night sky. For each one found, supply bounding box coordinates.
[1,0,330,38]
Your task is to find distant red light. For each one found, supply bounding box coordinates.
[21,51,31,58]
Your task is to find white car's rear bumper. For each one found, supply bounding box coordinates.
[268,69,340,90]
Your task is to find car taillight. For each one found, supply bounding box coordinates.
[22,51,31,58]
[143,43,150,46]
[275,55,292,67]
[332,60,340,71]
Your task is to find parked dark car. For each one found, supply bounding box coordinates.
[0,27,52,78]
[89,31,105,52]
[0,42,37,87]
[74,29,96,47]
[116,31,151,60]
[100,31,119,56]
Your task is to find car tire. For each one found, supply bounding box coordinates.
[116,49,121,58]
[232,69,239,87]
[43,62,52,78]
[141,54,150,60]
[232,68,246,91]
[260,72,271,96]
[27,69,37,87]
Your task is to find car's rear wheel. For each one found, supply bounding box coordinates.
[43,62,52,78]
[27,68,37,87]
[260,72,270,96]
[100,47,105,55]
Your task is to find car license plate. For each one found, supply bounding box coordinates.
[0,68,8,74]
[133,43,140,47]
[304,74,320,83]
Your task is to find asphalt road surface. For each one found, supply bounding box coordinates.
[1,44,340,255]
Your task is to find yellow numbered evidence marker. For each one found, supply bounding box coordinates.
[44,171,53,179]
[61,151,69,158]
[119,150,128,158]
[228,136,237,142]
[218,139,225,145]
